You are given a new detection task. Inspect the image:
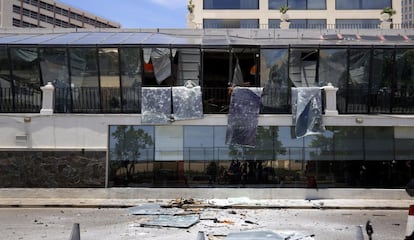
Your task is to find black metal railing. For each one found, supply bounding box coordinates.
[0,87,41,113]
[2,86,414,114]
[197,23,414,30]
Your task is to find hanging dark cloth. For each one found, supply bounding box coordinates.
[292,87,325,138]
[225,87,262,147]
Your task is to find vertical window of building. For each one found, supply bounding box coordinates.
[0,47,12,111]
[393,48,414,113]
[108,125,155,187]
[174,48,201,86]
[10,48,42,112]
[119,48,142,113]
[369,48,394,113]
[69,47,100,113]
[319,48,347,88]
[260,48,290,113]
[344,48,371,113]
[332,127,364,161]
[336,0,391,9]
[202,49,230,113]
[99,48,121,113]
[364,127,394,161]
[289,48,319,87]
[39,48,71,113]
[204,0,259,9]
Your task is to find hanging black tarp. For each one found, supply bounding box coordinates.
[172,81,203,120]
[225,87,262,147]
[291,87,324,138]
[141,87,171,125]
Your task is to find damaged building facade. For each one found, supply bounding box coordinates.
[0,28,414,189]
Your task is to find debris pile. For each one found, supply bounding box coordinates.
[127,197,316,240]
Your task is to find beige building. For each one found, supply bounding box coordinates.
[188,0,402,29]
[0,0,120,28]
[402,0,414,27]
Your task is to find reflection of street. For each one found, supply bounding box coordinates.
[0,208,406,240]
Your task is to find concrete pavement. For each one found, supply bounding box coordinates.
[0,188,412,209]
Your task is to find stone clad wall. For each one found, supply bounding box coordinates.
[0,151,106,187]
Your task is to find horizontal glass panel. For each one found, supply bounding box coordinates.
[204,0,259,9]
[336,0,391,9]
[203,19,259,28]
[269,0,326,9]
[336,19,381,29]
[108,125,410,187]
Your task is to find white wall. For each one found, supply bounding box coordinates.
[1,113,414,149]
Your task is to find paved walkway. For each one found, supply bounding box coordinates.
[0,188,412,209]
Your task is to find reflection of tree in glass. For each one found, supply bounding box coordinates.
[111,126,153,183]
[227,127,286,184]
[228,127,286,160]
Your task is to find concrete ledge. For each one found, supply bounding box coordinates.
[0,188,411,209]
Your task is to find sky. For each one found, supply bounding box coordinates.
[58,0,188,28]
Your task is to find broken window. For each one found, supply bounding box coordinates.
[120,47,142,113]
[99,48,121,113]
[202,48,258,113]
[289,48,319,87]
[260,48,290,113]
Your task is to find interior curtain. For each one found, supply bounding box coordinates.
[232,57,244,86]
[151,48,171,85]
[14,48,38,62]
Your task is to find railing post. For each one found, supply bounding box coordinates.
[40,82,54,115]
[322,83,338,116]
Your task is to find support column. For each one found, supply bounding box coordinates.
[40,82,54,115]
[322,83,338,116]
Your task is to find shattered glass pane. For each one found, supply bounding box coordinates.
[292,87,325,138]
[139,214,200,228]
[226,230,284,240]
[127,203,185,215]
[141,87,171,125]
[226,87,263,147]
[172,84,203,120]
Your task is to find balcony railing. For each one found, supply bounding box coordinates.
[0,87,41,113]
[1,86,414,114]
[197,23,414,30]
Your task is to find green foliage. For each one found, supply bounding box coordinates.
[187,0,195,14]
[228,127,286,160]
[381,7,396,16]
[279,5,289,14]
[111,126,153,161]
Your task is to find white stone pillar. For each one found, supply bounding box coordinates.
[40,82,54,115]
[322,83,338,116]
[280,21,290,29]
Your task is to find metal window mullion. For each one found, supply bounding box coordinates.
[7,47,16,112]
[96,46,103,113]
[66,47,73,113]
[117,47,124,113]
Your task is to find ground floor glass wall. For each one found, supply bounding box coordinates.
[108,125,413,188]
